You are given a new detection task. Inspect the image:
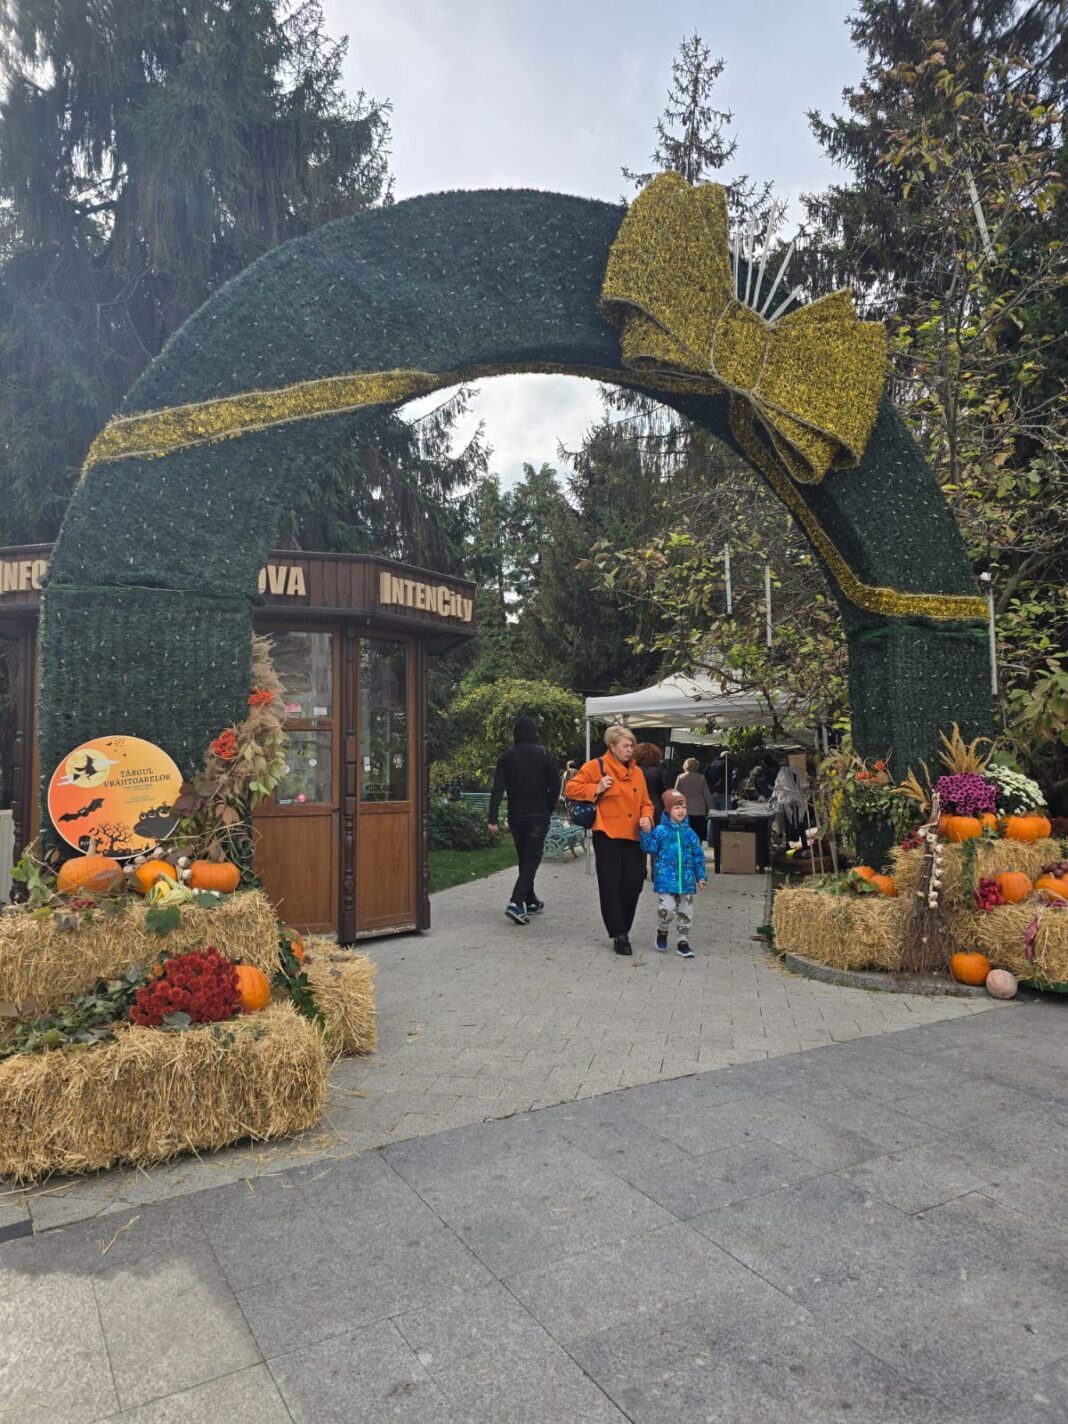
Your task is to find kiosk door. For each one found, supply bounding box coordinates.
[253,629,339,933]
[355,635,416,933]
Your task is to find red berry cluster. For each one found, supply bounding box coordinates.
[210,729,239,761]
[974,877,1006,912]
[899,830,924,852]
[129,947,240,1027]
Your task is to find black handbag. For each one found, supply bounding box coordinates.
[567,757,603,829]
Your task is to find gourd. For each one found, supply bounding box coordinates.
[950,951,990,986]
[1003,814,1043,844]
[1035,875,1068,900]
[283,927,305,964]
[994,872,1033,904]
[852,865,877,882]
[939,815,982,843]
[985,969,1018,999]
[189,859,241,894]
[234,964,271,1012]
[133,860,178,894]
[57,853,122,896]
[871,874,896,897]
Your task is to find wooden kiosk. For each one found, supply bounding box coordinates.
[0,545,475,941]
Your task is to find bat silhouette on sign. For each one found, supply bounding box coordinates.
[58,797,105,823]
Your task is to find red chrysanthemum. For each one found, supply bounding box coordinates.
[210,729,239,761]
[129,947,240,1027]
[247,687,275,709]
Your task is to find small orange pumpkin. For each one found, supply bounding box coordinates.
[1035,874,1068,900]
[1031,815,1052,840]
[852,865,877,882]
[994,871,1033,904]
[978,813,999,834]
[871,873,896,897]
[950,951,990,987]
[133,859,178,894]
[234,964,271,1012]
[940,814,982,843]
[1004,814,1042,844]
[189,859,241,894]
[57,853,122,896]
[283,928,305,965]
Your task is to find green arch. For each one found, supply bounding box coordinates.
[38,186,992,815]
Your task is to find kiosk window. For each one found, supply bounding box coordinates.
[272,632,333,720]
[360,639,408,802]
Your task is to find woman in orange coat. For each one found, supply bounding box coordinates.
[565,724,653,955]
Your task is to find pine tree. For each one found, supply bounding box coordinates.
[0,0,392,543]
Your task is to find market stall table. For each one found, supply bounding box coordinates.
[707,802,776,873]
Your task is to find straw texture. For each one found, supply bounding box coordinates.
[0,890,280,1010]
[302,942,377,1057]
[968,902,1068,984]
[772,887,904,971]
[0,1000,325,1182]
[890,839,1065,907]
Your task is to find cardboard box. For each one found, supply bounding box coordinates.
[720,830,757,874]
[787,751,808,776]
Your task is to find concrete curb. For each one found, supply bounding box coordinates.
[773,947,991,998]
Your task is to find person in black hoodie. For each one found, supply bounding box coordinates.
[488,716,559,925]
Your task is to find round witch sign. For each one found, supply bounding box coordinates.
[48,736,184,857]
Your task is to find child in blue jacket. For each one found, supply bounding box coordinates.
[640,790,708,957]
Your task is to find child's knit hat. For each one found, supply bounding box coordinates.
[661,789,686,811]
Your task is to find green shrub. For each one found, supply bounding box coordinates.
[428,800,500,851]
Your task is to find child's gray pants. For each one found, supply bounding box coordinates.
[657,892,695,935]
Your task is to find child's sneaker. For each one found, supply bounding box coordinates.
[655,929,668,952]
[505,903,529,925]
[676,940,695,959]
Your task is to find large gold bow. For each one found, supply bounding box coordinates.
[600,173,886,484]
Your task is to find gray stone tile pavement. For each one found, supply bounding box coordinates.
[8,856,1065,1421]
[2,998,1067,1420]
[1,859,994,1238]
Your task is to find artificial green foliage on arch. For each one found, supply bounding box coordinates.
[37,179,992,841]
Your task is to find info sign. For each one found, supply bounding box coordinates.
[48,736,184,857]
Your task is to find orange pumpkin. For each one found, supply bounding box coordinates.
[852,866,877,882]
[234,964,271,1012]
[871,873,896,897]
[57,853,122,896]
[1035,875,1068,900]
[940,814,982,843]
[1031,815,1052,840]
[189,859,241,894]
[283,928,305,965]
[978,813,999,834]
[950,951,991,987]
[994,871,1033,904]
[1004,814,1042,844]
[133,859,178,894]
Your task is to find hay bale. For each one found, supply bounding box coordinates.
[772,887,905,971]
[0,1000,325,1182]
[302,942,377,1056]
[891,839,1065,909]
[968,902,1068,984]
[0,890,280,1010]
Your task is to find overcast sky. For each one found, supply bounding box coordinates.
[322,1,865,487]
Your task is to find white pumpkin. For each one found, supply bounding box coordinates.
[985,969,1018,1000]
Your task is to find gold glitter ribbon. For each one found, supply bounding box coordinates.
[600,172,887,484]
[730,405,987,621]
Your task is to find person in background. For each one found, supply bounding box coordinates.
[565,725,653,956]
[753,752,781,801]
[559,760,578,808]
[704,747,729,810]
[488,716,559,926]
[641,789,707,957]
[634,742,667,812]
[675,756,714,843]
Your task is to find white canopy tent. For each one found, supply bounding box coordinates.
[583,674,799,757]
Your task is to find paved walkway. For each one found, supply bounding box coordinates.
[3,993,1065,1422]
[2,858,993,1236]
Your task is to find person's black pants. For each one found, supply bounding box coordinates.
[688,814,708,843]
[592,832,646,939]
[510,818,549,907]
